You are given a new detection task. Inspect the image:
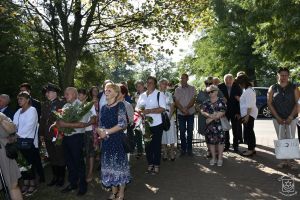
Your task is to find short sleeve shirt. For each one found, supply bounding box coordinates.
[174,85,196,115]
[136,89,167,127]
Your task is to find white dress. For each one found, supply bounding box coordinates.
[161,91,177,144]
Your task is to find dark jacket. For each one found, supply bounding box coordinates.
[218,82,242,117]
[39,98,65,141]
[2,107,15,120]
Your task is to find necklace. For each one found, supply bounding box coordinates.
[107,100,117,107]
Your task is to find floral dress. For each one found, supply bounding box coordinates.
[202,98,226,145]
[100,102,131,187]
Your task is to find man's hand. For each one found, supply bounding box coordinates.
[242,115,249,124]
[285,117,293,125]
[40,136,45,143]
[276,117,285,125]
[182,108,189,115]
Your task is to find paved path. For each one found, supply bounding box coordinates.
[29,119,300,200]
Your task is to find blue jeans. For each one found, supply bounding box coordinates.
[178,114,194,153]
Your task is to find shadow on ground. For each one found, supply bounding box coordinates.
[26,146,300,200]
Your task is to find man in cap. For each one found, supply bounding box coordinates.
[39,83,66,187]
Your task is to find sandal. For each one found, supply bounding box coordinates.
[21,185,29,195]
[107,192,117,200]
[25,185,37,196]
[145,165,153,174]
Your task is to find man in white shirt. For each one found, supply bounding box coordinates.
[55,87,92,196]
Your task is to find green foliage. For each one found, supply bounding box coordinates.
[0,1,57,101]
[13,0,209,88]
[178,0,278,86]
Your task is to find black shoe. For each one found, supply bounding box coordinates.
[224,147,229,152]
[77,188,87,196]
[47,178,58,187]
[180,151,186,157]
[39,176,45,183]
[233,148,239,153]
[56,178,65,187]
[61,185,77,193]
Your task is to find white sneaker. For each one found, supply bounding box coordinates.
[217,160,223,167]
[209,159,216,166]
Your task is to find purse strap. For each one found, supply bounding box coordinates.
[157,92,160,107]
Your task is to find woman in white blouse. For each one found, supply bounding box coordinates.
[236,75,258,157]
[136,76,167,174]
[13,91,44,195]
[159,78,177,161]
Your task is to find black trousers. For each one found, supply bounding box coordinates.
[20,147,45,181]
[243,116,256,150]
[145,124,163,166]
[225,115,242,150]
[63,134,86,191]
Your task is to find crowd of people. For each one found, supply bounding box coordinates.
[0,68,300,200]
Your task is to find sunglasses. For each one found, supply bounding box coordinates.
[205,82,212,86]
[207,90,216,94]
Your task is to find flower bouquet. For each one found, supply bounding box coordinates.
[17,153,31,176]
[134,105,153,143]
[52,101,94,145]
[143,116,153,143]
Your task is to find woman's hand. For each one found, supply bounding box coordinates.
[96,128,107,139]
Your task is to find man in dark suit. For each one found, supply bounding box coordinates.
[218,74,242,152]
[0,94,15,120]
[19,83,41,122]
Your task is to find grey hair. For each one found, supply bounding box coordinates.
[224,74,233,82]
[135,80,145,86]
[159,78,169,84]
[0,94,10,104]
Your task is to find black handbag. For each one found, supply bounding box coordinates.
[157,92,171,131]
[5,142,18,159]
[122,133,133,153]
[17,138,34,150]
[117,102,134,153]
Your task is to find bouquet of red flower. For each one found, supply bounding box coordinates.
[52,101,93,145]
[134,105,153,143]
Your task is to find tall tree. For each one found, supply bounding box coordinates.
[15,0,208,89]
[178,0,276,85]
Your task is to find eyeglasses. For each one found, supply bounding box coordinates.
[207,90,216,94]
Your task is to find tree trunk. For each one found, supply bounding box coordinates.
[61,49,80,89]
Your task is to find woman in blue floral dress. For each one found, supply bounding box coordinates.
[96,83,131,200]
[201,85,226,167]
